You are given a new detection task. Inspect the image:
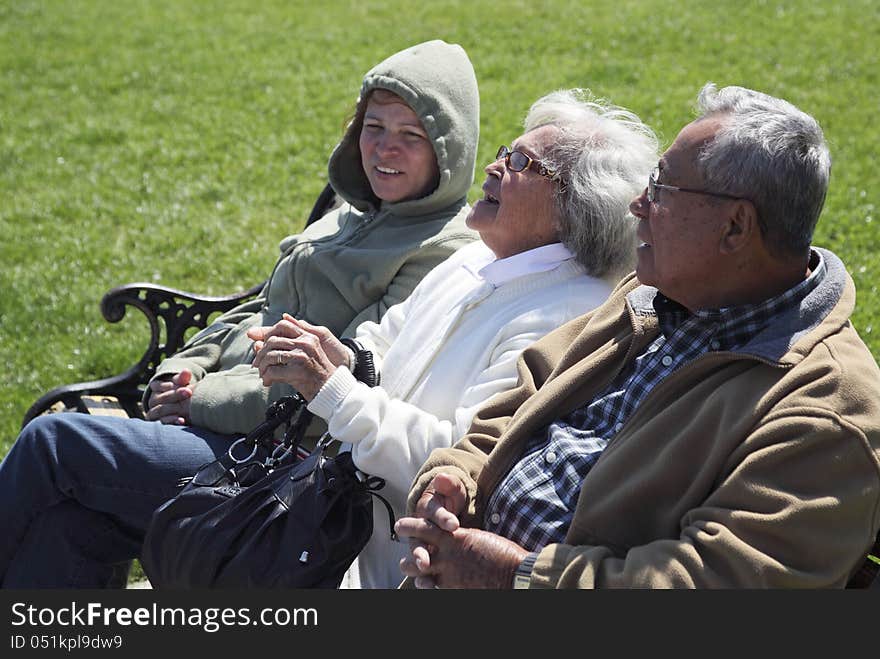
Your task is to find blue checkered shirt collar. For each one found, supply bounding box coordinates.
[636,250,826,352]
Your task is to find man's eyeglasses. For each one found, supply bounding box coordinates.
[496,145,556,180]
[647,167,742,203]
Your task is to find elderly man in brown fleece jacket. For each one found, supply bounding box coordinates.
[396,83,880,589]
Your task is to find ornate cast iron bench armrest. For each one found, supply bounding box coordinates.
[21,182,340,429]
[21,280,266,427]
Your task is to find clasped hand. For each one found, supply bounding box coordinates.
[395,473,530,589]
[246,313,349,401]
[145,369,195,425]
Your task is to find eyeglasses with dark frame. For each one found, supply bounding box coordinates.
[647,167,742,203]
[496,145,557,180]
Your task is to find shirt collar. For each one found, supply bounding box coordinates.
[642,249,827,343]
[464,242,576,286]
[693,250,825,317]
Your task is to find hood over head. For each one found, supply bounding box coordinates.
[327,40,480,217]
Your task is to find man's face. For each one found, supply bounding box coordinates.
[629,117,732,309]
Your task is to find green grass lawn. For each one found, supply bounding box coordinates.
[2,0,878,453]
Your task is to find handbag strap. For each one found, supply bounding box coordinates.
[179,395,312,489]
[362,475,398,541]
[277,398,314,461]
[315,433,398,542]
[227,394,311,466]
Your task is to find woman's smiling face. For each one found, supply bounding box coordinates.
[359,91,439,203]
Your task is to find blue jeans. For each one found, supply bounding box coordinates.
[0,413,242,588]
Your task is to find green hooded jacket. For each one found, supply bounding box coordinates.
[148,40,480,435]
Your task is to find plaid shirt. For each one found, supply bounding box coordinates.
[485,252,826,552]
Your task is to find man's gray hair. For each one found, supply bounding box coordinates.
[524,89,658,281]
[695,83,831,258]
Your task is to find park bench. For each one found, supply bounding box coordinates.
[21,182,338,427]
[18,177,879,588]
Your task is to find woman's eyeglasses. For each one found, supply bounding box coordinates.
[496,145,557,180]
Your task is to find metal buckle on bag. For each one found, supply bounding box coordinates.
[268,441,295,466]
[316,431,334,450]
[227,436,259,465]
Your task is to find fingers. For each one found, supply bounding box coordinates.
[415,489,461,533]
[247,318,303,347]
[151,384,192,404]
[252,334,323,372]
[429,506,461,534]
[398,545,433,576]
[145,401,187,424]
[148,378,176,394]
[396,517,442,583]
[413,575,438,589]
[394,517,446,547]
[146,383,192,412]
[284,314,331,340]
[145,378,192,424]
[172,369,192,387]
[149,371,192,396]
[412,543,435,572]
[265,314,331,342]
[249,315,340,368]
[290,317,347,366]
[251,333,336,400]
[154,413,187,425]
[415,474,467,532]
[399,555,438,588]
[399,555,420,577]
[432,473,468,510]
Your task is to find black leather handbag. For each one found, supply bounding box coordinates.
[141,394,395,588]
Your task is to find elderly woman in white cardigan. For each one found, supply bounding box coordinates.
[248,89,659,589]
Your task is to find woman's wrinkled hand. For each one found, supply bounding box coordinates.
[246,314,344,400]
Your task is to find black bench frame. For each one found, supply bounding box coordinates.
[21,182,338,428]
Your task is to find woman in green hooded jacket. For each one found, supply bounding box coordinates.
[0,40,479,588]
[143,39,479,436]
